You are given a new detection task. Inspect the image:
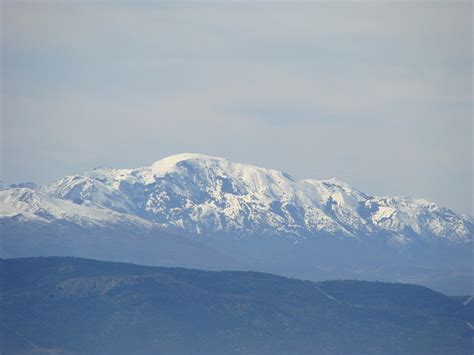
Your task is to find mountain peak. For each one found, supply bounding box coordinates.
[153,153,226,166]
[149,153,226,175]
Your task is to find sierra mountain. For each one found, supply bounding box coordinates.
[29,153,474,242]
[1,153,472,293]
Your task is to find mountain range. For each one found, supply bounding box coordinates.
[1,153,473,294]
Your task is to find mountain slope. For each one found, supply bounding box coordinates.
[0,187,153,228]
[1,257,472,355]
[0,188,248,271]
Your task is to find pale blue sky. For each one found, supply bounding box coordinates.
[1,1,472,214]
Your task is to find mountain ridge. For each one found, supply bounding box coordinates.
[4,153,470,243]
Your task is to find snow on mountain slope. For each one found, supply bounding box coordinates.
[39,153,472,243]
[0,188,153,229]
[363,197,472,243]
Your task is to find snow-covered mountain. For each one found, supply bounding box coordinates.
[1,153,472,293]
[36,153,471,244]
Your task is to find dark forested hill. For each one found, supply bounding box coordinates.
[1,257,472,354]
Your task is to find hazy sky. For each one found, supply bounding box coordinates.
[1,1,472,214]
